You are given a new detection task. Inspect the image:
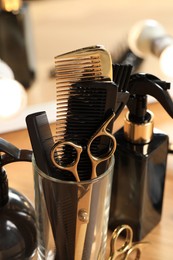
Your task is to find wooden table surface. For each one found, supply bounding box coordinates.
[1,101,173,260]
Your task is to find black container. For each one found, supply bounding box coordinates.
[0,138,37,259]
[109,73,173,241]
[0,187,37,259]
[109,127,168,241]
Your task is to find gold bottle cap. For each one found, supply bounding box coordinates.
[124,110,154,144]
[0,0,22,12]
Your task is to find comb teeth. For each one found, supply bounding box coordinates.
[55,55,107,82]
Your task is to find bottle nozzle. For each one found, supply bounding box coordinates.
[0,139,32,207]
[127,73,173,119]
[124,73,173,144]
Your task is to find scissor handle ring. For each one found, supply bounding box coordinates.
[50,141,82,182]
[87,132,116,162]
[110,224,133,259]
[87,112,116,162]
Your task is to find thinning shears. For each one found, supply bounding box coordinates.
[50,112,116,181]
[109,225,147,260]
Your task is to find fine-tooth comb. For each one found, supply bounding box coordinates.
[54,45,116,181]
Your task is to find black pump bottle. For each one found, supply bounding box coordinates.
[109,73,173,241]
[0,138,37,259]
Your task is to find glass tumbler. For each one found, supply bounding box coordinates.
[33,156,114,260]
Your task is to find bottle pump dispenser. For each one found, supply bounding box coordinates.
[0,138,37,259]
[109,73,173,241]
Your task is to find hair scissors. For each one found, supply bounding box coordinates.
[50,112,116,181]
[109,225,147,260]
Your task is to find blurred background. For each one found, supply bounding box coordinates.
[1,0,173,133]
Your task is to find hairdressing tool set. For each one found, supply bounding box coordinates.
[26,45,132,181]
[25,45,133,259]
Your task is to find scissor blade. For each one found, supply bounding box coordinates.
[75,184,92,260]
